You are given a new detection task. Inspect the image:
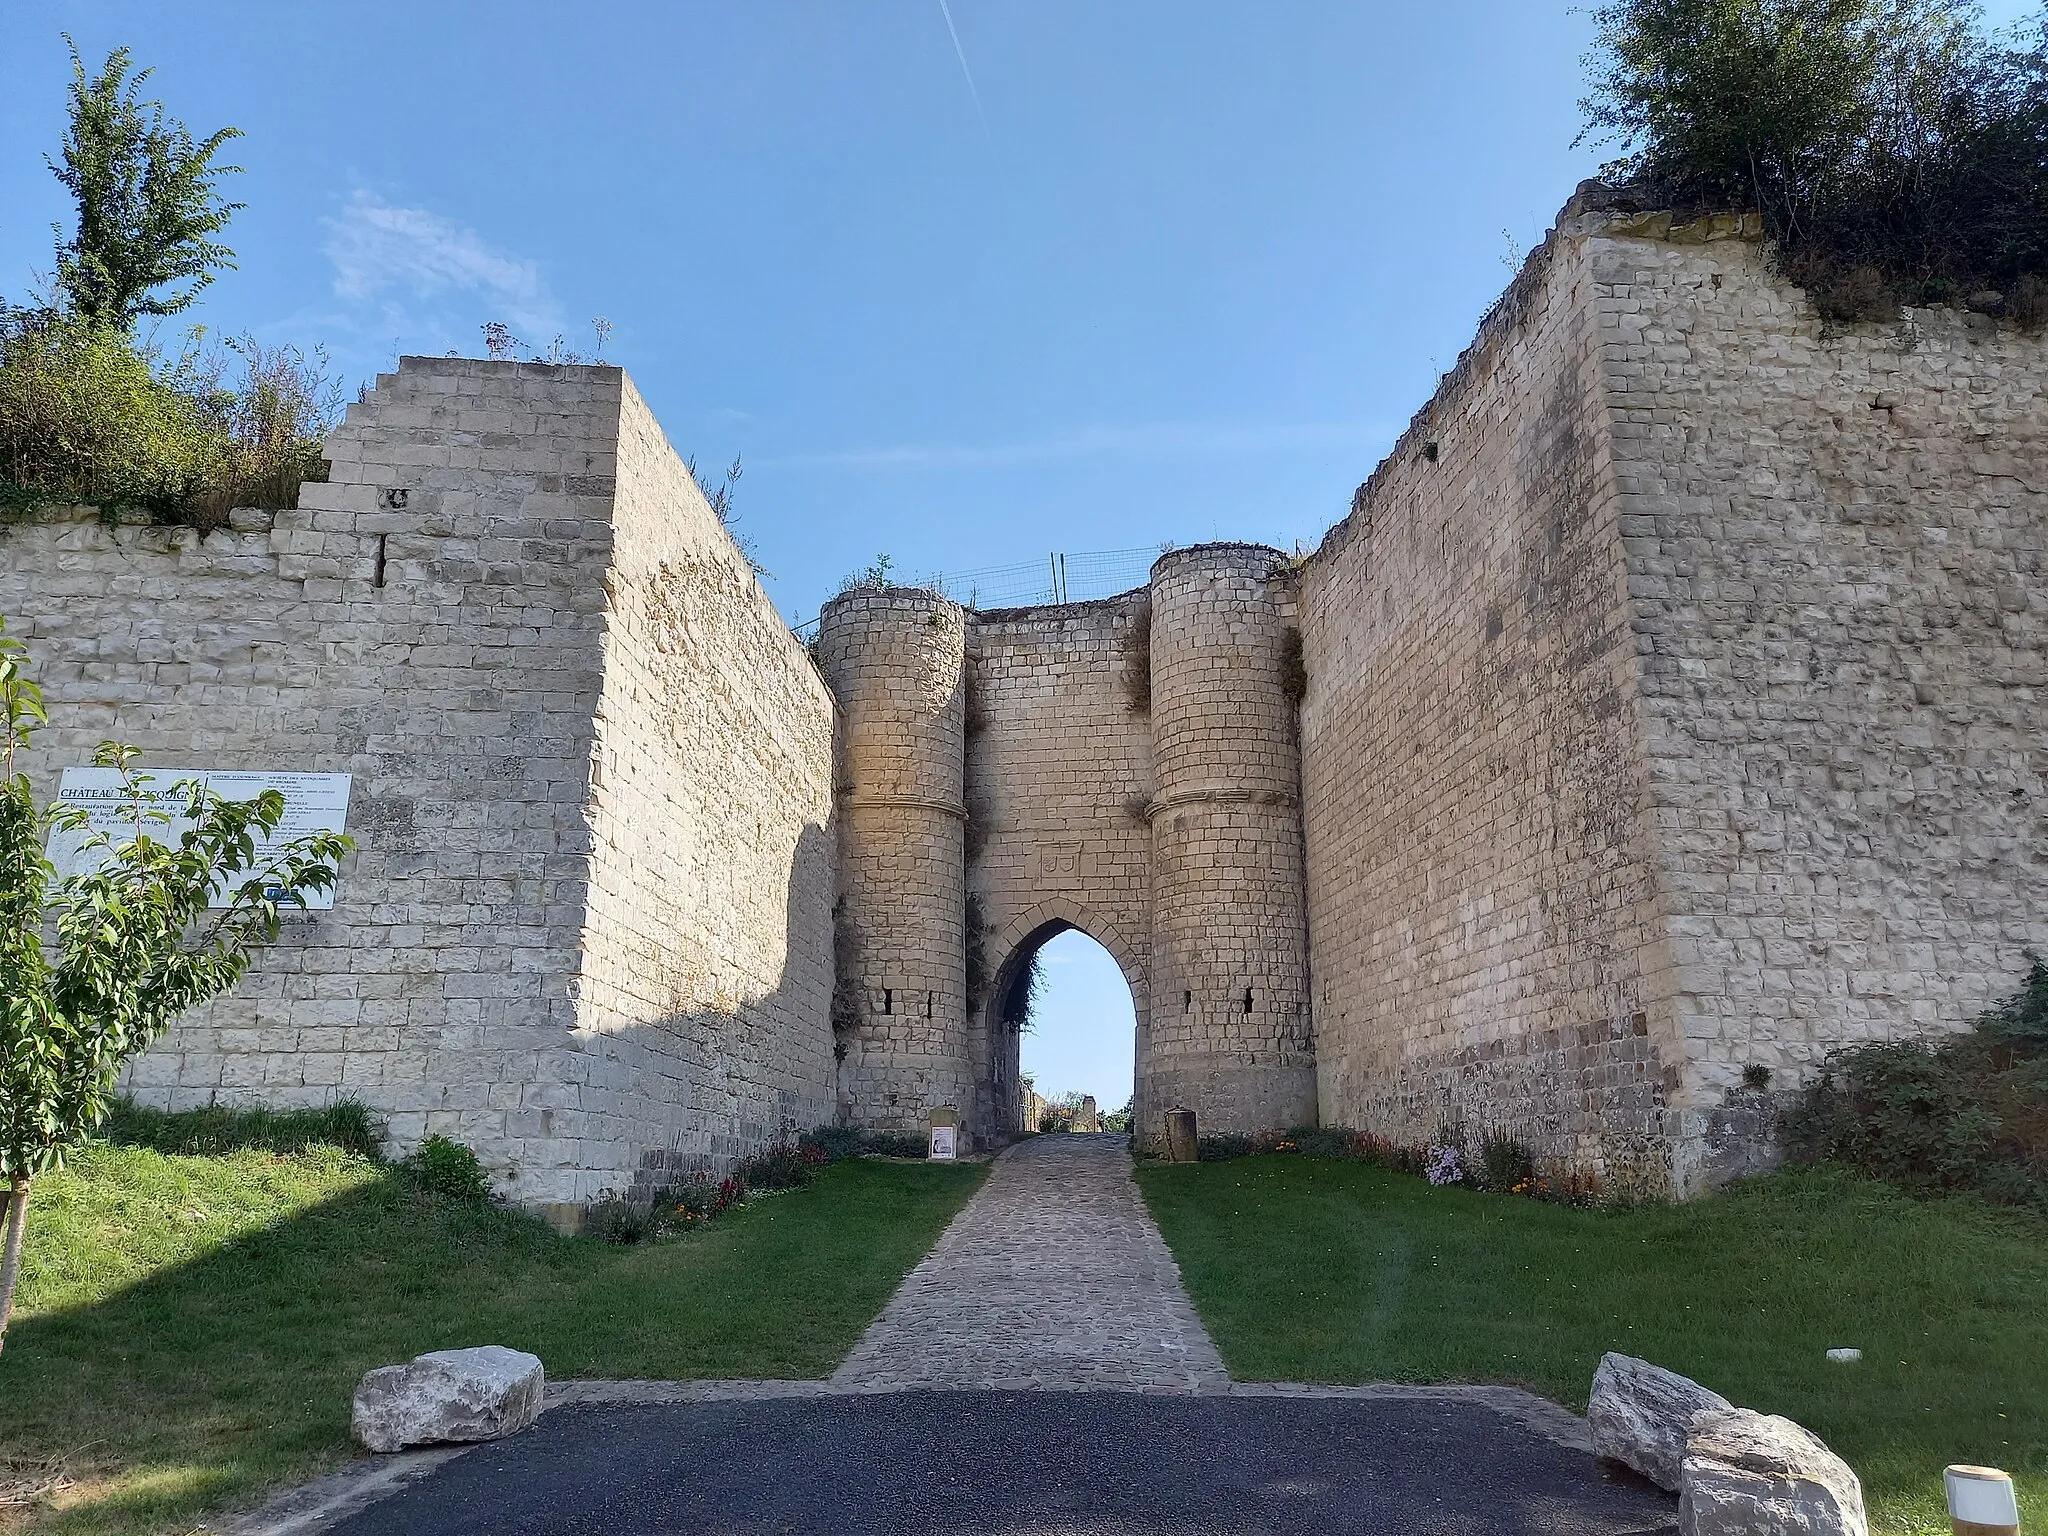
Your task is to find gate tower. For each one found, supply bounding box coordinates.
[1141,544,1318,1133]
[813,588,973,1135]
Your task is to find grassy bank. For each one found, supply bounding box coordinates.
[0,1144,983,1534]
[1137,1156,2047,1535]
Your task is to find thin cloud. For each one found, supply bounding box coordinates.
[323,190,563,340]
[766,419,1396,473]
[937,0,992,141]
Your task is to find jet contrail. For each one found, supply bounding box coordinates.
[937,0,992,141]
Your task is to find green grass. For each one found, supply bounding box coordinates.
[1137,1156,2048,1536]
[0,1144,983,1535]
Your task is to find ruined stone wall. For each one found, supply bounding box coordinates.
[964,595,1154,1139]
[1298,233,1683,1189]
[1148,546,1318,1134]
[1592,224,2048,1186]
[566,378,837,1204]
[0,359,618,1204]
[814,590,971,1135]
[0,357,839,1214]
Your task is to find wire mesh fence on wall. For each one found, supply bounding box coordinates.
[792,546,1165,637]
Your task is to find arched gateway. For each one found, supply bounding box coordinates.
[814,545,1319,1151]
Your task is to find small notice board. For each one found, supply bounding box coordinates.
[928,1126,958,1161]
[46,768,353,909]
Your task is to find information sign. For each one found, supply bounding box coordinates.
[46,768,353,909]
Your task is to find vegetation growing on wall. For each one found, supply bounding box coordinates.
[963,893,991,1010]
[1581,0,2048,320]
[1000,948,1047,1036]
[0,43,340,528]
[1123,598,1152,712]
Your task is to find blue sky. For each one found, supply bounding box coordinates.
[5,1,2031,1104]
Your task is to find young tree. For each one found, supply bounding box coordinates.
[47,38,244,328]
[0,621,349,1349]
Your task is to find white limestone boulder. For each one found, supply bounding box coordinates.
[351,1346,546,1453]
[1588,1352,1732,1491]
[1679,1407,1867,1536]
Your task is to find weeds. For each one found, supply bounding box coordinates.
[404,1135,493,1203]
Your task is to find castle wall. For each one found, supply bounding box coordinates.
[0,358,838,1213]
[814,590,971,1134]
[1592,226,2048,1187]
[1147,546,1318,1134]
[1297,233,1684,1190]
[559,378,837,1206]
[964,595,1154,1138]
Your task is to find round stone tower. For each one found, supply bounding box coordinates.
[1142,544,1318,1135]
[813,588,973,1138]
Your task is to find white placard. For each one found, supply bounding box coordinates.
[47,768,352,909]
[928,1125,957,1161]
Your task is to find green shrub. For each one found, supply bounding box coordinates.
[1789,957,2048,1203]
[1477,1129,1538,1193]
[738,1141,829,1191]
[1581,0,2048,317]
[859,1130,930,1159]
[0,309,220,517]
[405,1135,492,1203]
[102,1097,384,1158]
[0,311,337,528]
[797,1125,931,1161]
[1282,1124,1357,1159]
[799,1125,864,1162]
[583,1192,653,1245]
[1198,1132,1262,1161]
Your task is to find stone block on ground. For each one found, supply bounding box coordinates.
[1679,1407,1866,1536]
[1588,1351,1731,1491]
[351,1345,546,1453]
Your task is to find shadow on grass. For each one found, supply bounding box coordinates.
[1137,1156,2048,1535]
[0,1150,984,1535]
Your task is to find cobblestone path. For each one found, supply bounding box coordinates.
[830,1133,1230,1391]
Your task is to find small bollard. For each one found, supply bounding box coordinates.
[1945,1464,2019,1536]
[1165,1107,1199,1163]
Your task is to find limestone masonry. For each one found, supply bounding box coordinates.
[5,188,2042,1209]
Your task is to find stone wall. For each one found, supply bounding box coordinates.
[10,204,2039,1203]
[1299,199,2048,1193]
[1298,231,1681,1190]
[964,594,1154,1139]
[1592,220,2048,1187]
[569,379,837,1203]
[0,357,836,1214]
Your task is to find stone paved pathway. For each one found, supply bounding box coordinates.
[830,1132,1230,1391]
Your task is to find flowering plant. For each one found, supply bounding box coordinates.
[1424,1143,1465,1186]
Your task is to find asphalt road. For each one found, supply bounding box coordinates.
[326,1391,1680,1535]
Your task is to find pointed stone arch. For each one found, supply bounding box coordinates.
[975,898,1148,1139]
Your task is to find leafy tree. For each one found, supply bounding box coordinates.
[1580,0,2048,314]
[48,39,244,327]
[0,621,350,1349]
